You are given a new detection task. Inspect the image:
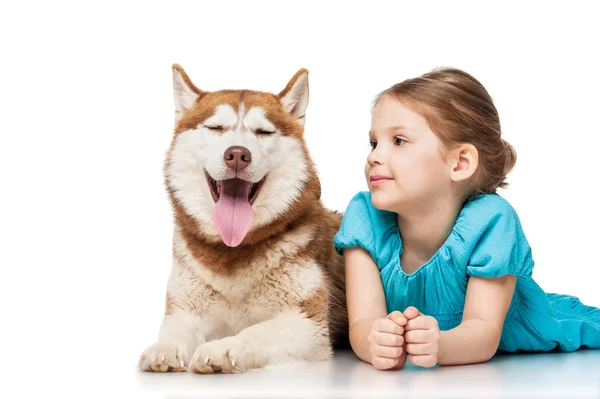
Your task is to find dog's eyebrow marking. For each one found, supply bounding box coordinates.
[243,107,275,132]
[204,104,237,128]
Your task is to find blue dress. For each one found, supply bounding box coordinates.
[333,191,600,352]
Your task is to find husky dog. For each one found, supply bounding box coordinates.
[138,65,348,373]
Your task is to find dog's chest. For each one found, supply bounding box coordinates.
[172,225,323,333]
[204,259,320,302]
[199,258,323,327]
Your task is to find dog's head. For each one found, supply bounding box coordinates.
[164,64,320,247]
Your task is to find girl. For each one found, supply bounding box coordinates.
[334,67,600,370]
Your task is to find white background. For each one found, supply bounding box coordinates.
[1,1,599,398]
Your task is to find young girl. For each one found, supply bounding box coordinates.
[334,67,600,370]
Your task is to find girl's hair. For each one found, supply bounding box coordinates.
[372,67,516,198]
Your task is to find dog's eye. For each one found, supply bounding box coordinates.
[205,125,224,131]
[256,128,275,135]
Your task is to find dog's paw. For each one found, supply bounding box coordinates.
[189,338,245,374]
[138,341,190,372]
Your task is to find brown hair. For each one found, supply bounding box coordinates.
[372,67,516,198]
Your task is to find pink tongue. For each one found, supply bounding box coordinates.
[213,179,254,247]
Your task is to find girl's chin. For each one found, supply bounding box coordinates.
[370,191,395,211]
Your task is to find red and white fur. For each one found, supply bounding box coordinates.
[138,65,348,373]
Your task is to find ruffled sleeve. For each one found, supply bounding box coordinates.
[462,194,535,279]
[333,191,398,269]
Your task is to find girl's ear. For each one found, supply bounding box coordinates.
[449,143,478,183]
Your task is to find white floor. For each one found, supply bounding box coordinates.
[130,349,600,399]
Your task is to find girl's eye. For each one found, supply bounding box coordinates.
[369,140,377,150]
[393,137,406,146]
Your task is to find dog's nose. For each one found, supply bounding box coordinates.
[224,146,251,170]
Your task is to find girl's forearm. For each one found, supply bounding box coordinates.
[438,319,501,366]
[349,318,377,363]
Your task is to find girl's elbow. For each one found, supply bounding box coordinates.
[481,321,503,361]
[482,337,501,362]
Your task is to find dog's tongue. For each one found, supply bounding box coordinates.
[213,178,253,247]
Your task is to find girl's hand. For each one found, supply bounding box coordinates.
[368,311,407,370]
[403,306,441,368]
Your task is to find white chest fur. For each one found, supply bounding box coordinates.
[168,226,323,338]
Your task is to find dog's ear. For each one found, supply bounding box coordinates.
[172,64,204,121]
[278,68,309,126]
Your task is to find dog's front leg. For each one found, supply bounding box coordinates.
[138,310,212,372]
[189,306,331,374]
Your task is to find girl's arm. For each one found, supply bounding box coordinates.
[343,247,389,363]
[438,274,517,365]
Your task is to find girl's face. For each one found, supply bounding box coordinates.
[365,96,453,213]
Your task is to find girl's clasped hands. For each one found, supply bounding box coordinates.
[368,307,441,370]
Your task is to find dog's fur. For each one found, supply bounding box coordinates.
[138,65,348,373]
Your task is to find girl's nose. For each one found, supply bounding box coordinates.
[367,148,383,166]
